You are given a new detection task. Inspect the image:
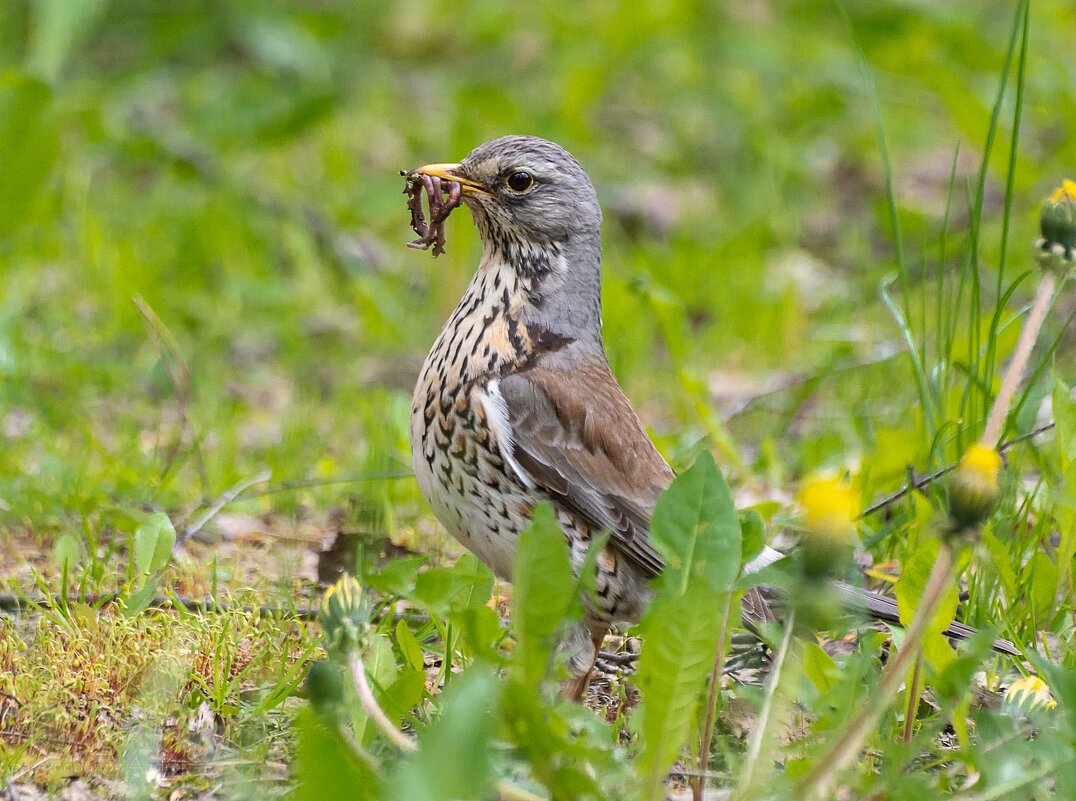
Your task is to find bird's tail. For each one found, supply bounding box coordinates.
[744,546,1019,657]
[834,581,1019,656]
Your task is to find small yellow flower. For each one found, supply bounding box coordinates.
[959,444,1002,489]
[948,445,1002,528]
[1005,675,1056,711]
[1048,179,1076,204]
[797,476,858,544]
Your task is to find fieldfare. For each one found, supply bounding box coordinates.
[406,136,1015,694]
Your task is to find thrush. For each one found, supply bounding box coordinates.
[407,136,1016,693]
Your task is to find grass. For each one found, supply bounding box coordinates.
[2,0,1076,798]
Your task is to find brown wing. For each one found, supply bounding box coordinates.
[496,357,673,577]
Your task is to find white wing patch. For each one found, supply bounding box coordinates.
[744,545,785,575]
[478,379,536,489]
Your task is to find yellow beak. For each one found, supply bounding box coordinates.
[408,163,492,196]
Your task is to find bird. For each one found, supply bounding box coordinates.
[406,135,1016,696]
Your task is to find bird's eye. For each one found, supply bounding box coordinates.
[505,171,534,192]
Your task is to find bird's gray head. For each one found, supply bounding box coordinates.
[411,136,606,349]
[453,135,601,247]
[411,137,603,321]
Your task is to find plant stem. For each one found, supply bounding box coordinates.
[732,609,796,801]
[797,545,955,801]
[980,271,1058,446]
[348,652,416,752]
[694,598,733,801]
[902,653,922,743]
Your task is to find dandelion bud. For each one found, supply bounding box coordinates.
[319,574,371,651]
[1004,675,1056,712]
[797,476,858,580]
[947,445,1001,530]
[1038,179,1076,271]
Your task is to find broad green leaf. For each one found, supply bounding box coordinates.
[122,576,161,618]
[500,681,607,799]
[802,640,840,695]
[132,512,176,578]
[739,508,766,566]
[650,451,742,595]
[365,554,428,595]
[0,71,59,236]
[982,528,1018,599]
[1026,551,1059,627]
[412,553,493,616]
[634,454,741,797]
[447,605,504,663]
[635,592,722,799]
[378,669,427,729]
[53,533,82,574]
[1054,376,1076,471]
[395,618,425,672]
[895,539,958,673]
[511,502,578,689]
[293,708,379,801]
[27,0,110,82]
[390,668,501,801]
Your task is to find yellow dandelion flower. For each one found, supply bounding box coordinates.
[960,444,1002,489]
[948,445,1002,528]
[1048,178,1076,204]
[797,476,858,544]
[1005,675,1056,711]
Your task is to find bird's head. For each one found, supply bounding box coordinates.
[411,136,602,278]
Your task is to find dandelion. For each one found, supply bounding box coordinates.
[798,475,858,543]
[318,574,370,651]
[1040,178,1076,263]
[1005,675,1056,712]
[948,444,1001,529]
[797,475,858,581]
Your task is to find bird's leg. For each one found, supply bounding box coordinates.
[560,625,609,701]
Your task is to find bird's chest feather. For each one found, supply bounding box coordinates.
[409,261,538,577]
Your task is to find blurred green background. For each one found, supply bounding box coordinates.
[1,0,1074,543]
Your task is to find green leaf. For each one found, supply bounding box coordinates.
[1054,376,1076,471]
[53,533,82,574]
[448,605,504,663]
[0,71,59,237]
[635,593,722,799]
[395,618,425,672]
[365,555,428,595]
[739,508,766,567]
[27,0,110,82]
[390,668,501,801]
[1026,551,1059,627]
[511,502,579,689]
[500,682,608,798]
[122,576,161,618]
[378,669,427,729]
[412,553,493,617]
[802,641,840,695]
[650,450,742,595]
[895,539,958,673]
[293,708,379,801]
[132,512,176,578]
[983,528,1018,600]
[633,454,742,797]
